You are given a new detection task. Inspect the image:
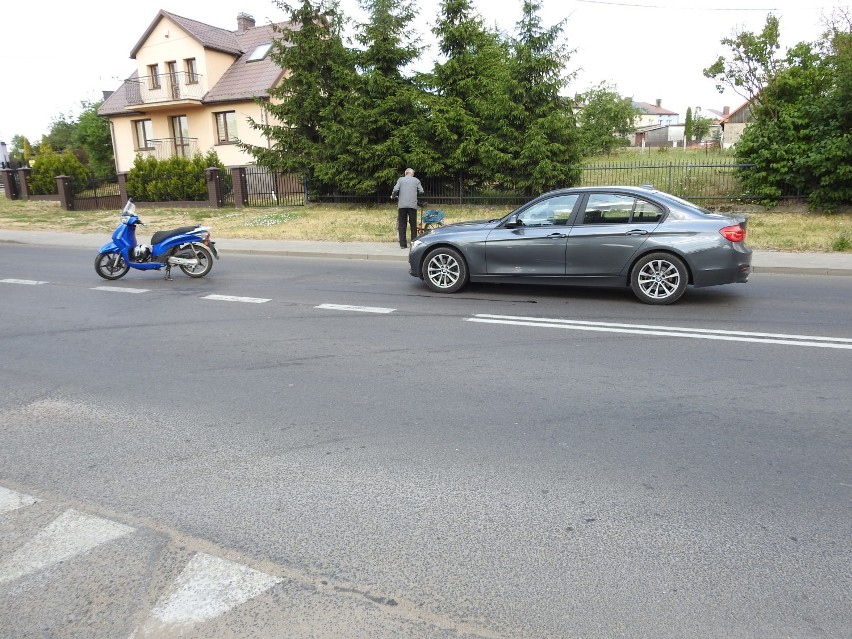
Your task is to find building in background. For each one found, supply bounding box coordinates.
[98,10,287,173]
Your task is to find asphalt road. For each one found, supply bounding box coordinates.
[1,245,851,638]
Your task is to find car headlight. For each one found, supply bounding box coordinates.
[411,239,425,251]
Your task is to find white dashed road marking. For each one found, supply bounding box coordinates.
[316,303,395,314]
[1,279,47,285]
[0,486,40,514]
[467,314,852,350]
[202,294,270,303]
[145,552,282,627]
[0,508,135,584]
[92,286,150,294]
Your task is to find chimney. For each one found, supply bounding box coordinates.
[237,13,255,31]
[722,106,730,116]
[655,99,662,108]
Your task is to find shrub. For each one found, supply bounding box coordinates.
[29,145,91,195]
[126,151,226,202]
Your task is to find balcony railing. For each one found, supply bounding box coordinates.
[125,72,205,106]
[137,138,200,160]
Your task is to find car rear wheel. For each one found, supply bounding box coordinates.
[631,252,688,305]
[423,247,468,293]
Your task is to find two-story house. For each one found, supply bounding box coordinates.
[99,10,287,174]
[632,99,679,128]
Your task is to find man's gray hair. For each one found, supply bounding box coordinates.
[404,168,414,176]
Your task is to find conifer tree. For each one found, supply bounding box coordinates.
[322,0,439,194]
[506,0,580,193]
[429,0,513,183]
[243,0,355,185]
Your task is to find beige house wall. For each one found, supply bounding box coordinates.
[721,123,747,149]
[111,102,275,173]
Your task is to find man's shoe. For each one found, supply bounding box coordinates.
[400,244,407,249]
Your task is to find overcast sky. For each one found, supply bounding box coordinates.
[0,0,841,144]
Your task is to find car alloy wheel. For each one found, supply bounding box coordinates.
[631,252,688,304]
[423,247,468,293]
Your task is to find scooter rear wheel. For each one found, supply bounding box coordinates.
[94,252,129,280]
[179,244,214,278]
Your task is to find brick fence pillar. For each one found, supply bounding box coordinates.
[117,173,129,207]
[56,176,74,211]
[205,167,222,208]
[1,169,17,200]
[16,168,32,200]
[230,167,248,208]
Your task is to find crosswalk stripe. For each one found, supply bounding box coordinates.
[145,553,282,627]
[1,278,47,285]
[316,303,395,314]
[0,486,41,514]
[202,294,271,303]
[92,286,150,294]
[0,508,135,584]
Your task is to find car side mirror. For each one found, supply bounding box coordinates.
[504,217,524,229]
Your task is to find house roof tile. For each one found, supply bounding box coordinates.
[632,101,679,116]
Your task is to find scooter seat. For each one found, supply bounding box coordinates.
[150,226,198,246]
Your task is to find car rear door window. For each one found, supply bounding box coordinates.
[581,194,664,224]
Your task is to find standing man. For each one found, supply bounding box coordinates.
[391,168,424,248]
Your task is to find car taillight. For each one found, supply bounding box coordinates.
[720,225,746,243]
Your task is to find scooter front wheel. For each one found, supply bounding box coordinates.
[179,244,214,278]
[95,252,129,280]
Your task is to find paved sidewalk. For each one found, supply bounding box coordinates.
[2,229,852,276]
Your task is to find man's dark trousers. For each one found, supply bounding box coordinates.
[398,207,417,247]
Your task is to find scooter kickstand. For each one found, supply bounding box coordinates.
[164,265,173,281]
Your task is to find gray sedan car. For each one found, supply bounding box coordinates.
[408,186,751,304]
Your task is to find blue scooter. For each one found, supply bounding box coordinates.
[95,200,218,281]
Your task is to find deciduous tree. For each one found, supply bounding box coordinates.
[577,83,637,156]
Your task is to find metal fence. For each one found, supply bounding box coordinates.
[579,161,755,202]
[73,179,121,211]
[311,162,764,206]
[243,167,306,206]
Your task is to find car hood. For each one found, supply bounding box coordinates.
[428,219,498,234]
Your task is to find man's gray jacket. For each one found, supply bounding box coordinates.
[392,175,424,210]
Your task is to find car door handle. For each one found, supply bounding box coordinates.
[547,233,567,238]
[626,229,649,236]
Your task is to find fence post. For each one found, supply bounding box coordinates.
[205,167,222,208]
[230,167,248,208]
[1,169,17,200]
[667,163,673,193]
[117,173,129,207]
[303,175,309,204]
[457,171,463,205]
[56,176,74,211]
[16,168,32,200]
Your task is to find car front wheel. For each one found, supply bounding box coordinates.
[423,247,468,293]
[631,252,688,305]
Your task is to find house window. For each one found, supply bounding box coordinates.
[166,61,179,100]
[148,64,161,89]
[185,58,198,84]
[171,115,190,157]
[134,119,154,150]
[247,43,272,62]
[215,111,238,143]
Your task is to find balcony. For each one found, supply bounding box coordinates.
[137,138,200,160]
[125,72,206,109]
